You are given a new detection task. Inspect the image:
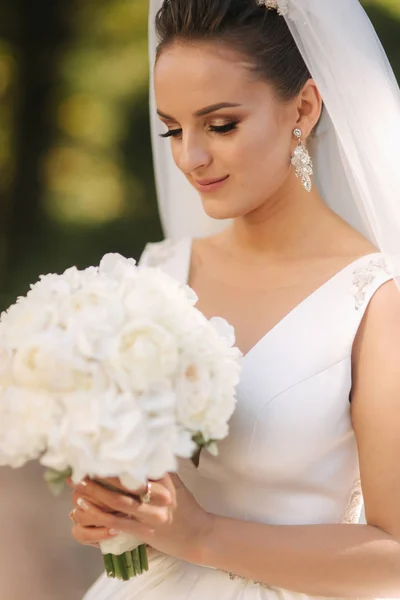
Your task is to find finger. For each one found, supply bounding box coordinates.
[71,497,158,539]
[141,480,173,507]
[72,489,117,514]
[74,479,173,514]
[164,474,179,505]
[68,514,100,548]
[127,501,173,527]
[92,477,139,496]
[95,477,160,500]
[67,476,91,489]
[69,508,77,522]
[71,524,120,546]
[74,491,171,528]
[70,506,119,529]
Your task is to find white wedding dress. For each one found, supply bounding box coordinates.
[83,237,392,600]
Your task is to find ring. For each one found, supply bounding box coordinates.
[140,482,152,504]
[69,509,78,524]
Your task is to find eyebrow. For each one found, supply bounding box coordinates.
[157,102,242,121]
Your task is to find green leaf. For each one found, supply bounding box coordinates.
[44,467,73,497]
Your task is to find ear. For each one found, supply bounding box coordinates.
[294,79,322,140]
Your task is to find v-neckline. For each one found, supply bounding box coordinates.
[183,238,381,361]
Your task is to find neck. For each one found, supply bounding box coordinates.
[227,180,333,261]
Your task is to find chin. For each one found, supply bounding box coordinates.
[201,197,251,220]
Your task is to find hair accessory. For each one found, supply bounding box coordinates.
[291,128,313,192]
[257,0,289,17]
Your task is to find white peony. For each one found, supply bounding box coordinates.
[176,332,242,441]
[42,390,150,488]
[98,252,137,280]
[0,386,58,467]
[106,319,179,394]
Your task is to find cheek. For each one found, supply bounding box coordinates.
[227,120,289,177]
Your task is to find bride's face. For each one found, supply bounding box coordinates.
[154,41,300,220]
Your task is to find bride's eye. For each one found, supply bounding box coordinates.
[159,121,239,139]
[209,121,239,135]
[159,128,182,139]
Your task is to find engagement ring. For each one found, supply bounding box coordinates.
[140,482,152,504]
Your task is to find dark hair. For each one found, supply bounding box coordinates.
[155,0,311,101]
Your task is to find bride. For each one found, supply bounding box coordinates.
[70,0,400,598]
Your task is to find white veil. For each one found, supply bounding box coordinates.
[148,0,400,274]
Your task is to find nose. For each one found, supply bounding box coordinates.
[174,131,211,175]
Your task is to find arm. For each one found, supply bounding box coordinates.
[196,280,400,597]
[70,280,400,597]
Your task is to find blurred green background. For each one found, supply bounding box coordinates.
[0,1,398,598]
[0,0,161,313]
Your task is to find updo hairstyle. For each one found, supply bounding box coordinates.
[154,0,311,102]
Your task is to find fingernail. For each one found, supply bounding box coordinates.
[77,497,90,511]
[79,480,88,487]
[109,529,122,536]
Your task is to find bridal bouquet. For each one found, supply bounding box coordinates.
[0,253,241,581]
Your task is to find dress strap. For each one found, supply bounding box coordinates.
[138,238,192,285]
[351,254,393,324]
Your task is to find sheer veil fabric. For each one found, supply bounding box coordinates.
[148,0,400,281]
[148,0,228,241]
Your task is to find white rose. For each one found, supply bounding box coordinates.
[12,333,60,390]
[56,277,124,331]
[209,317,236,347]
[138,390,196,470]
[175,357,214,434]
[0,299,53,347]
[175,322,241,441]
[106,320,179,393]
[99,253,137,280]
[0,345,13,386]
[12,331,109,393]
[0,386,56,467]
[42,390,149,484]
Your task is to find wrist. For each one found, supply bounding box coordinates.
[190,511,218,567]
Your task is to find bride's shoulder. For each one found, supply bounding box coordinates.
[330,218,378,258]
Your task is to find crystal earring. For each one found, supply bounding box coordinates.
[291,128,313,192]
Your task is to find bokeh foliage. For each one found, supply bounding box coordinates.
[0,0,398,309]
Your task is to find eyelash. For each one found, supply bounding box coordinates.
[159,121,239,139]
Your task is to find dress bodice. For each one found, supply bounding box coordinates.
[139,238,392,528]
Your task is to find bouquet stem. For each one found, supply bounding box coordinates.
[104,545,148,581]
[139,544,149,571]
[103,554,115,578]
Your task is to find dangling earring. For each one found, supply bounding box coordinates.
[291,128,313,192]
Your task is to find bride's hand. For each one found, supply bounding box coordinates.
[68,474,212,563]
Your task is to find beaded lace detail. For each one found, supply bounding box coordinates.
[352,256,389,310]
[222,570,275,589]
[140,239,178,267]
[341,479,363,524]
